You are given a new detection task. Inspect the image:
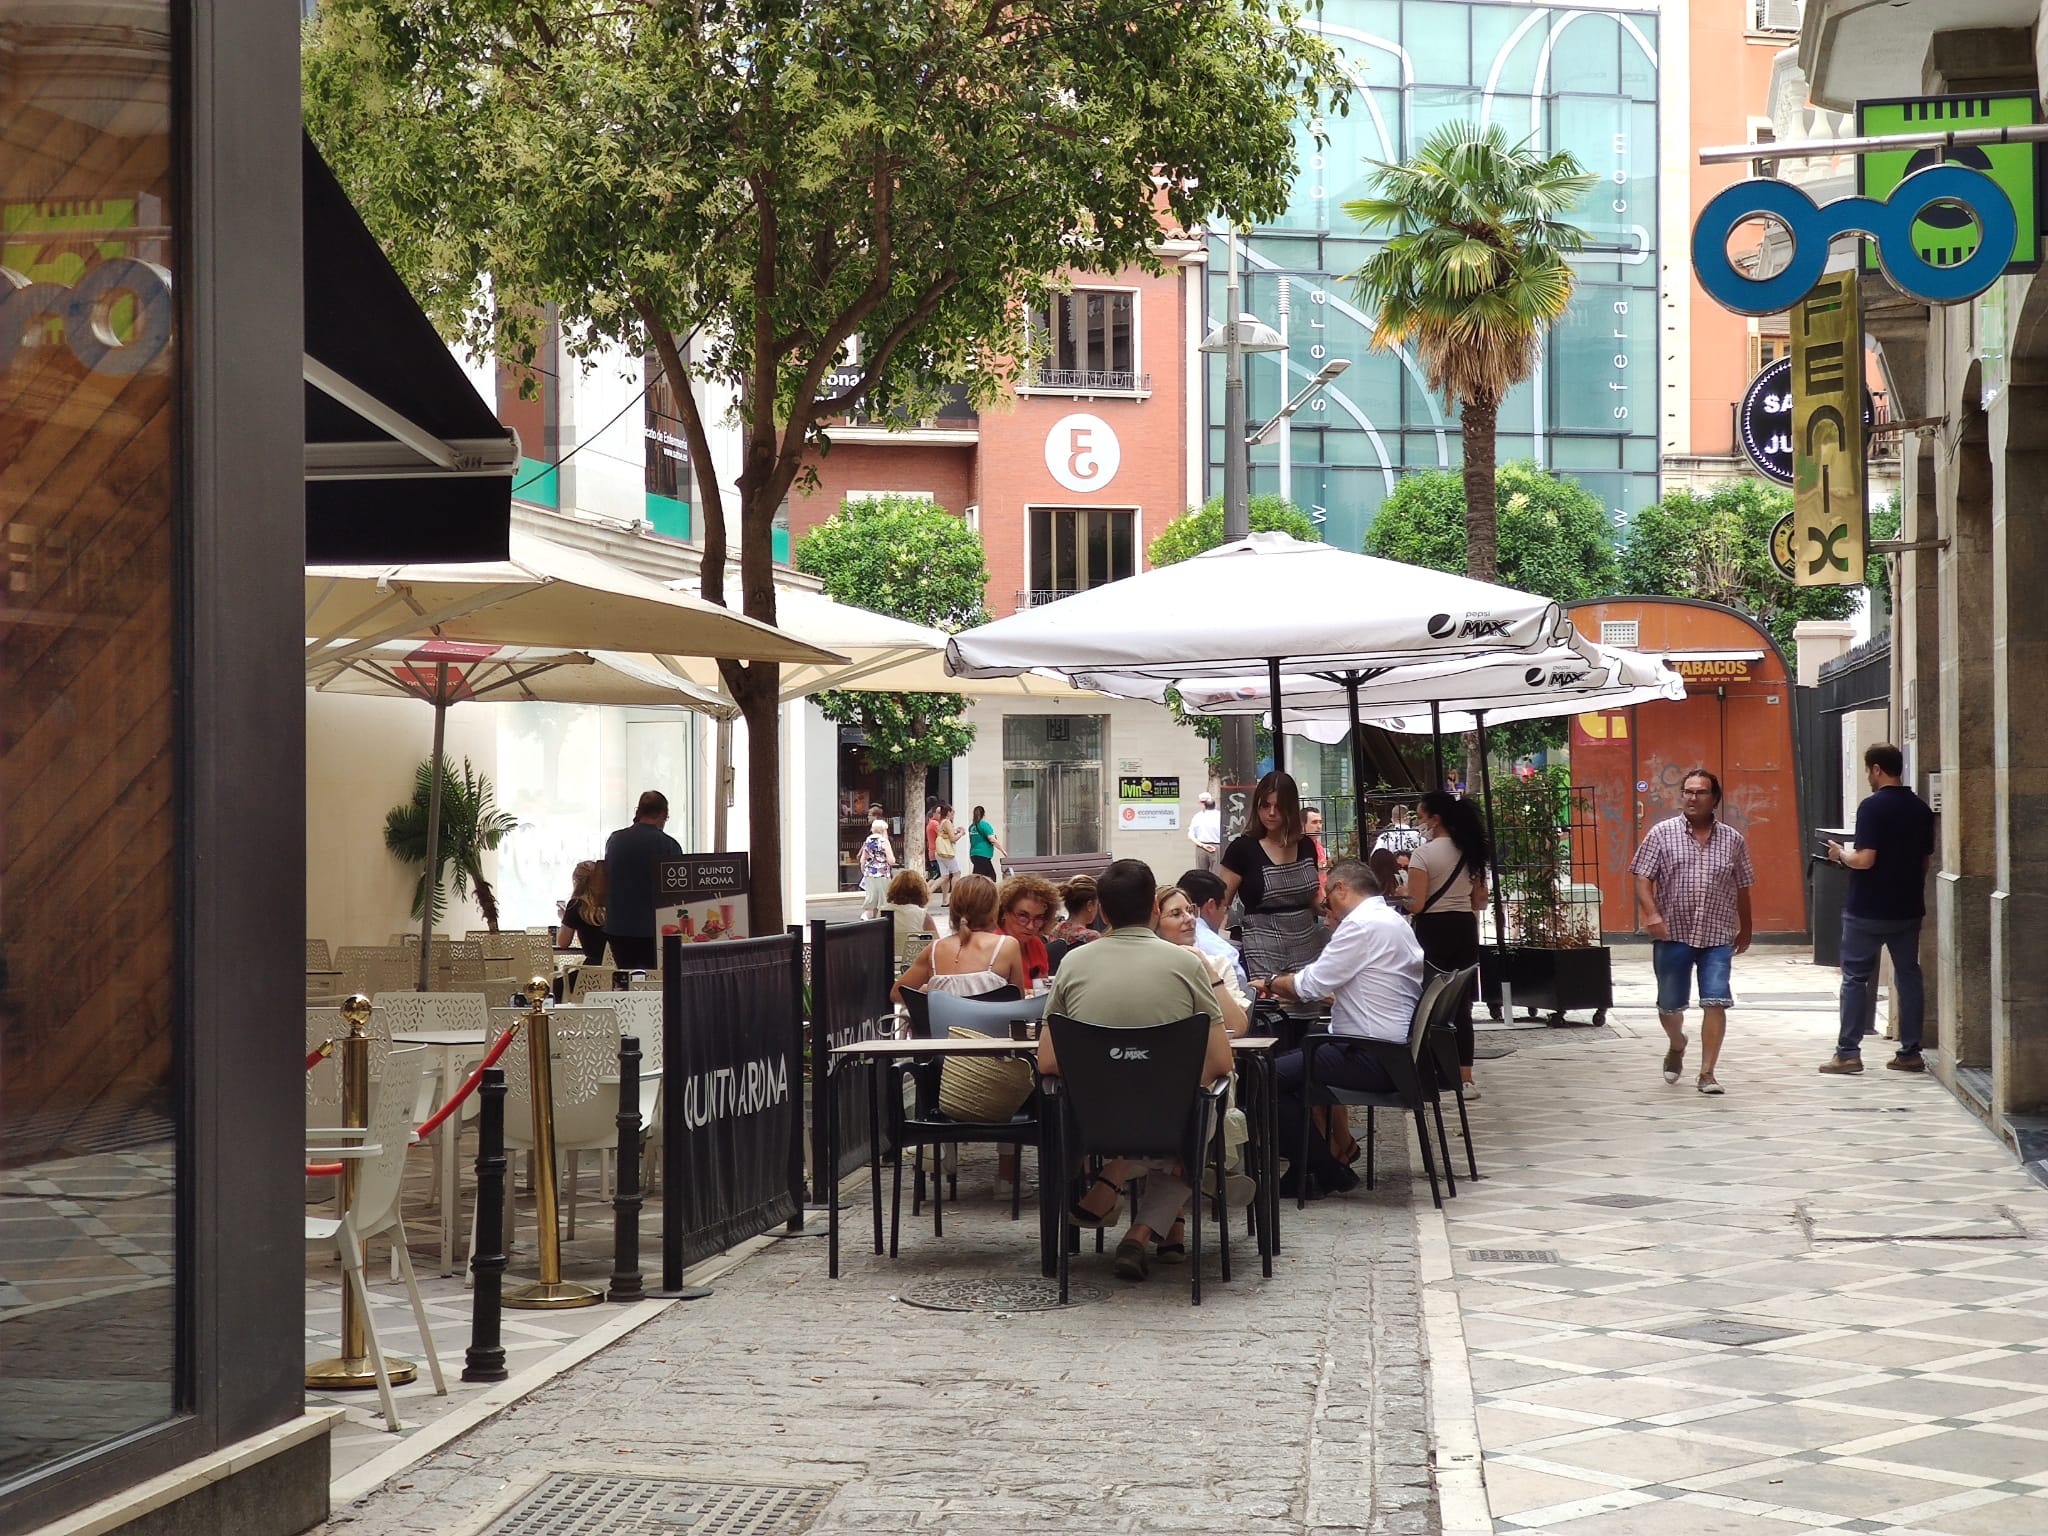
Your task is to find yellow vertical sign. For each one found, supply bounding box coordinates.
[1790,269,1866,587]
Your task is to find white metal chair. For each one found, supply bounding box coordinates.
[495,1004,623,1239]
[567,965,620,1002]
[307,938,333,972]
[576,992,664,1198]
[306,1045,446,1432]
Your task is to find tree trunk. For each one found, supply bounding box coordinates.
[903,763,929,871]
[725,659,784,935]
[1461,387,1500,583]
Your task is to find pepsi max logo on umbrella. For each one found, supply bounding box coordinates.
[1525,668,1589,688]
[1692,163,2017,315]
[1429,613,1510,640]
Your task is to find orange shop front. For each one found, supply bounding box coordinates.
[1568,598,1807,941]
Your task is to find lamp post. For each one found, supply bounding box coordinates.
[1200,232,1286,797]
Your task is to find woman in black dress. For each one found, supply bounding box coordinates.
[1217,770,1327,980]
[1407,790,1489,1095]
[556,859,609,964]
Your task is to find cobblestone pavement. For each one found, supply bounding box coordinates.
[1451,946,2048,1535]
[318,1119,1440,1535]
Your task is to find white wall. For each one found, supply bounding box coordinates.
[557,354,649,519]
[306,691,500,948]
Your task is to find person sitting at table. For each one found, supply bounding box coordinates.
[1039,859,1235,1282]
[1048,875,1103,957]
[997,874,1060,991]
[1256,858,1425,1201]
[556,859,608,964]
[891,874,1025,1004]
[1176,867,1248,992]
[883,868,938,952]
[1154,884,1250,1032]
[1368,849,1408,915]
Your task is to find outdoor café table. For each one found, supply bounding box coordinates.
[825,1035,1055,1281]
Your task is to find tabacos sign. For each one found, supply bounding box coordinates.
[1671,658,1755,682]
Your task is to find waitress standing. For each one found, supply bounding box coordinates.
[1217,770,1327,981]
[1406,789,1490,1098]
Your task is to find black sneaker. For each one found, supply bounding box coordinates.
[1320,1163,1361,1194]
[1886,1053,1926,1073]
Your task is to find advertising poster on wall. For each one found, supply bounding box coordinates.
[656,853,751,943]
[1117,774,1182,831]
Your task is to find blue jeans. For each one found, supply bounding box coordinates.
[1653,941,1735,1014]
[1837,915,1924,1058]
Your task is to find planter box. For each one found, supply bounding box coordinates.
[1480,944,1613,1026]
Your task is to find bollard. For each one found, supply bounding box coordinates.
[462,1066,510,1381]
[505,976,602,1309]
[307,995,418,1389]
[607,1036,645,1303]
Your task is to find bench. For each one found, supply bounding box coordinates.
[1002,852,1112,884]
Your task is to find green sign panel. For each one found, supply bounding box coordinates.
[1858,93,2042,276]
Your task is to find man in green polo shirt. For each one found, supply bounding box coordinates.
[1037,858,1234,1282]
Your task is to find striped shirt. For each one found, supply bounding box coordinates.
[1629,816,1755,948]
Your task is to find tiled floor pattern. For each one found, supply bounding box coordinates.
[1452,948,2048,1535]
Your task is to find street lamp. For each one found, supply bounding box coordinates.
[1198,232,1290,797]
[1247,357,1352,448]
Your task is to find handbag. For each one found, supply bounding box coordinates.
[937,1027,1034,1123]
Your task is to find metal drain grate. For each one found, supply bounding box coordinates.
[1651,1319,1803,1348]
[1573,1194,1666,1209]
[484,1474,831,1535]
[1465,1249,1559,1265]
[900,1276,1106,1312]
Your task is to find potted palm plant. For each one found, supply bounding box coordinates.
[384,755,518,930]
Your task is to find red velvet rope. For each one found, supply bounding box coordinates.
[305,1023,521,1177]
[306,1040,336,1072]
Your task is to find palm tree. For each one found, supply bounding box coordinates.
[1345,123,1595,581]
[384,756,519,930]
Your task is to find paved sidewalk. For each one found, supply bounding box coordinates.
[317,1127,1441,1534]
[1450,946,2048,1535]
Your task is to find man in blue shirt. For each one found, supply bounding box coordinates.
[1177,867,1248,990]
[1820,744,1936,1074]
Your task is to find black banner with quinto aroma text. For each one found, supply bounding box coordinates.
[808,917,896,1196]
[661,932,804,1285]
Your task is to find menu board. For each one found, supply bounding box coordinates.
[655,853,751,943]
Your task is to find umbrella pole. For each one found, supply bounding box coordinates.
[1474,710,1507,957]
[1347,677,1367,861]
[1268,657,1285,774]
[417,666,449,992]
[1431,702,1445,792]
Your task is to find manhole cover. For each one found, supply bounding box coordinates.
[1651,1319,1803,1348]
[1465,1249,1560,1265]
[484,1474,831,1536]
[1574,1194,1665,1209]
[900,1276,1106,1311]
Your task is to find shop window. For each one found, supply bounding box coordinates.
[1024,507,1136,608]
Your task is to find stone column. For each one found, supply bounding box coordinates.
[1989,380,2048,1117]
[1937,401,1996,1079]
[1900,436,1944,1049]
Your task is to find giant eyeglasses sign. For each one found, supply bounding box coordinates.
[1857,93,2043,281]
[1693,164,2017,315]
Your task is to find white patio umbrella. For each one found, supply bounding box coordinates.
[945,532,1572,773]
[306,532,843,987]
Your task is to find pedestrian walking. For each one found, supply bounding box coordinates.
[1187,789,1222,872]
[1630,769,1754,1095]
[1819,744,1935,1075]
[858,812,896,919]
[967,804,1005,879]
[1406,790,1488,1098]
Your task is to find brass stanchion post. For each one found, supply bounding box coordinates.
[505,977,602,1309]
[307,995,418,1388]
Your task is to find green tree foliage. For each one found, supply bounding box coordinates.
[1345,123,1596,582]
[384,757,518,929]
[1616,480,1888,662]
[1146,494,1319,568]
[304,0,1344,930]
[1364,463,1619,604]
[794,497,987,863]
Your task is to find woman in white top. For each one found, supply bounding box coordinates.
[890,874,1025,1003]
[1407,790,1490,1095]
[883,868,939,962]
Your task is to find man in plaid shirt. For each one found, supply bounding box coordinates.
[1630,769,1754,1095]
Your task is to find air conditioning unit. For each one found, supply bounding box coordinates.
[1754,0,1801,34]
[1601,620,1641,650]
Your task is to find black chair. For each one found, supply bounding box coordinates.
[1045,1013,1231,1305]
[1423,966,1482,1180]
[1297,966,1474,1210]
[884,988,1039,1252]
[928,989,1046,1040]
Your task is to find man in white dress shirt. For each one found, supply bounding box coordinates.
[1186,789,1222,871]
[1259,859,1425,1199]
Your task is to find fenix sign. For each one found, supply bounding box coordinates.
[1692,164,2017,315]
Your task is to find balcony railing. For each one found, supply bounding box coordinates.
[1016,588,1086,610]
[1019,368,1151,394]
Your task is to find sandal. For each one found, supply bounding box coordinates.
[1154,1221,1188,1263]
[1113,1235,1150,1281]
[1068,1173,1120,1229]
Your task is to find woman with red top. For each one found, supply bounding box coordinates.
[996,874,1059,990]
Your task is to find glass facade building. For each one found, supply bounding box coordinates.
[1209,1,1661,551]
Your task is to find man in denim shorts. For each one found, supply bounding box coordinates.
[1629,770,1754,1095]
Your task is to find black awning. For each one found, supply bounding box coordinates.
[303,134,515,564]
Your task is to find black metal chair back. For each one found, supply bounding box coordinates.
[929,989,1045,1040]
[1046,1013,1210,1162]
